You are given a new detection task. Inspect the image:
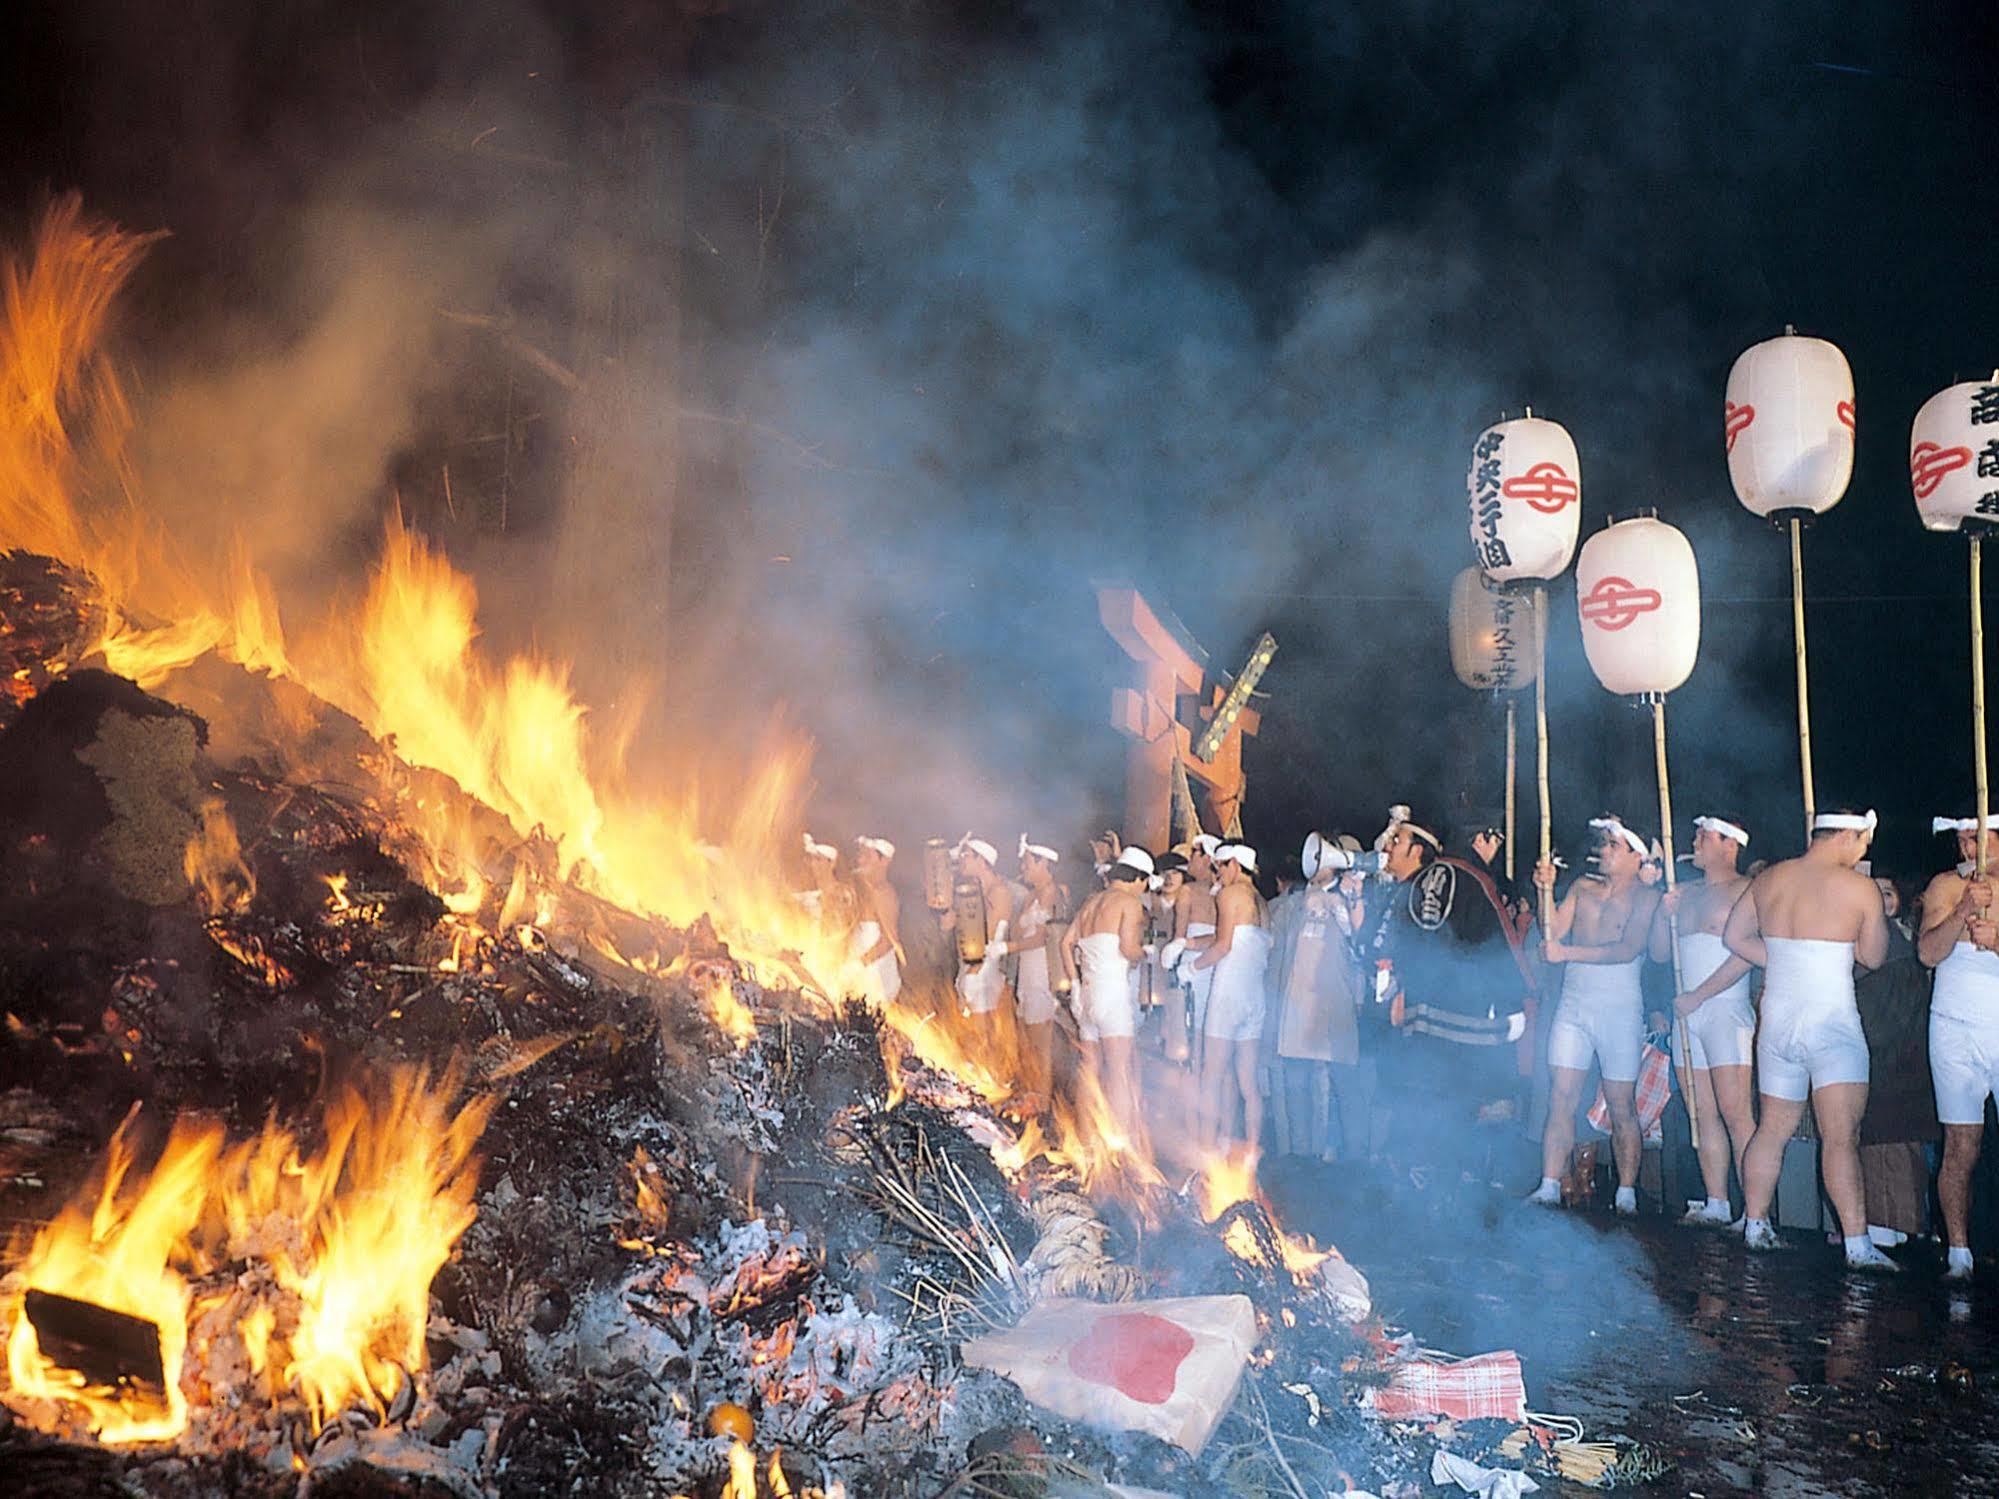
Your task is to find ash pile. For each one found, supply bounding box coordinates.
[0,556,1550,1499]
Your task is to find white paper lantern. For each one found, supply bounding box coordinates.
[1724,334,1855,519]
[1448,567,1537,691]
[1467,415,1581,584]
[1909,378,1999,533]
[1574,517,1700,697]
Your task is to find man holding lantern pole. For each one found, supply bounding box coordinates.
[1918,815,1999,1281]
[1728,808,1895,1270]
[1528,816,1660,1216]
[1658,814,1759,1225]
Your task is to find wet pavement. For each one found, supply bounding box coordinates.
[1265,1159,1999,1497]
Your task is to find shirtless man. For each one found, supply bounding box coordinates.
[1151,853,1192,1061]
[1171,835,1223,1064]
[1728,808,1893,1268]
[1193,844,1273,1155]
[1657,814,1757,1225]
[1064,846,1153,1143]
[1000,835,1069,1104]
[939,836,1016,1051]
[1529,816,1662,1215]
[1918,814,1999,1280]
[848,835,902,1004]
[799,834,854,933]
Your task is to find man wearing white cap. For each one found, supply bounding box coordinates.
[847,837,902,1005]
[940,835,1016,1049]
[1065,846,1154,1144]
[799,833,853,933]
[1657,813,1758,1225]
[1192,843,1272,1154]
[1530,815,1661,1216]
[1266,832,1368,1160]
[1003,835,1070,1104]
[1166,833,1224,1065]
[1917,813,1999,1280]
[1726,807,1894,1269]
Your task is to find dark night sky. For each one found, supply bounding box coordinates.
[4,1,1999,881]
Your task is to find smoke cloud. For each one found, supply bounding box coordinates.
[6,0,1992,878]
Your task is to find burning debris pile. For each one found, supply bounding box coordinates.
[0,201,1631,1496]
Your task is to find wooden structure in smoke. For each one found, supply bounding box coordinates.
[1097,586,1261,850]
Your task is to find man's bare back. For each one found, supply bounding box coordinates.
[1728,849,1889,969]
[1073,887,1144,959]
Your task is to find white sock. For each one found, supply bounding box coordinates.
[1614,1186,1637,1210]
[1745,1216,1772,1233]
[1949,1246,1974,1271]
[1844,1234,1874,1258]
[1539,1177,1560,1193]
[1706,1196,1730,1215]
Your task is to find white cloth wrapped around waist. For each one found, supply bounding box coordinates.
[847,921,900,1003]
[1076,931,1130,986]
[1677,930,1751,1007]
[1934,939,1999,1025]
[1556,953,1644,1012]
[1760,936,1857,1025]
[1210,926,1273,997]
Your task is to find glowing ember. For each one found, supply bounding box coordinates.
[2,1064,493,1442]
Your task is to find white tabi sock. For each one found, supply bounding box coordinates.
[1540,1177,1560,1193]
[1843,1235,1873,1258]
[1949,1246,1974,1272]
[1706,1196,1730,1215]
[1614,1186,1637,1211]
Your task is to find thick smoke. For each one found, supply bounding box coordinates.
[7,0,1994,878]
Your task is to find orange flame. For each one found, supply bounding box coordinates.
[182,797,253,915]
[3,1065,492,1441]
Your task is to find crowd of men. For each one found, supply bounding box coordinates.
[814,803,1999,1279]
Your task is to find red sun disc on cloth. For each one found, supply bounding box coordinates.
[1911,441,1972,499]
[1724,401,1755,452]
[1836,399,1855,431]
[1499,461,1578,514]
[1065,1312,1196,1406]
[1579,575,1662,631]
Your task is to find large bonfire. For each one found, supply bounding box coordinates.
[0,199,1502,1498]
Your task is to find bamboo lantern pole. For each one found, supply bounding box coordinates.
[1504,697,1518,882]
[1535,585,1553,932]
[1651,696,1699,1150]
[1790,517,1816,845]
[1976,535,1990,880]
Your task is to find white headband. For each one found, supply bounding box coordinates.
[953,833,998,866]
[856,835,896,860]
[1018,834,1060,863]
[1216,842,1258,872]
[1694,816,1749,847]
[1933,817,1991,834]
[1589,817,1649,858]
[1814,811,1878,833]
[1185,833,1222,857]
[802,833,837,862]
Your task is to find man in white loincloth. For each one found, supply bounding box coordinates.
[939,835,1016,1051]
[1918,813,1999,1280]
[1001,834,1070,1104]
[1728,808,1894,1268]
[1064,846,1153,1144]
[1168,834,1223,1066]
[1529,816,1661,1216]
[846,835,902,1005]
[1658,813,1757,1225]
[1191,843,1273,1155]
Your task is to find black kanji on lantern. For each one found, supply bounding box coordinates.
[1978,440,1999,479]
[1972,386,1999,425]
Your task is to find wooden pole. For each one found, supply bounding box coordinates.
[1790,517,1816,844]
[1652,696,1699,1151]
[1976,535,1990,880]
[1504,697,1518,882]
[1535,585,1553,931]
